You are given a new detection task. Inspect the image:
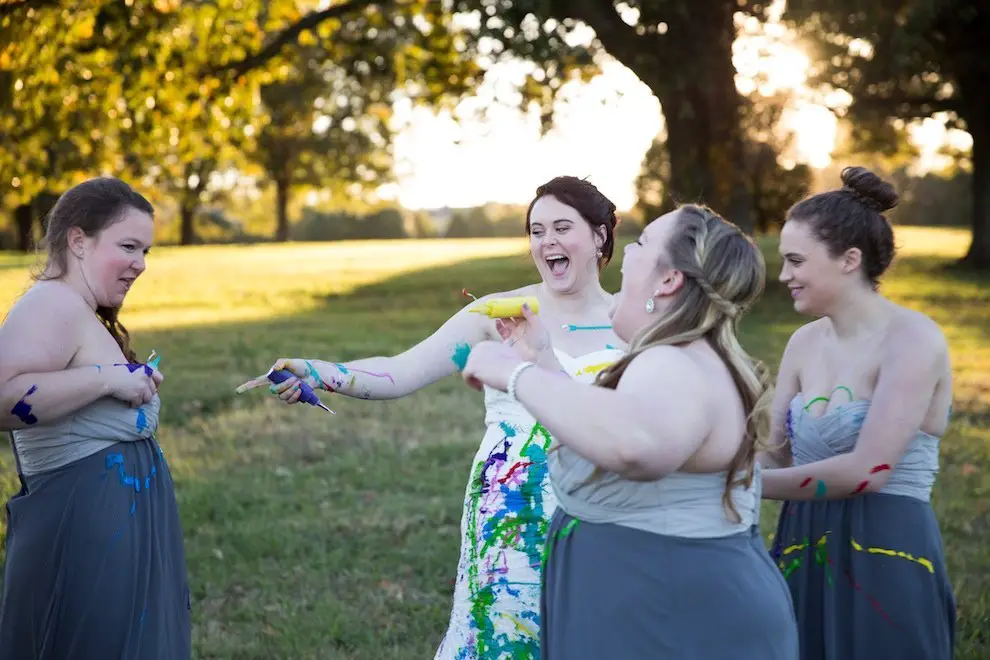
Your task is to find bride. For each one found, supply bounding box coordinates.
[238,175,626,658]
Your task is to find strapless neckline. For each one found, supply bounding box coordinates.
[789,393,941,440]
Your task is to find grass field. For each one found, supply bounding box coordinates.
[0,227,987,658]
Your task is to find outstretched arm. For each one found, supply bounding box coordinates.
[239,296,498,401]
[761,320,948,500]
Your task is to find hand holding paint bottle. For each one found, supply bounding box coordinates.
[235,358,336,414]
[494,302,554,364]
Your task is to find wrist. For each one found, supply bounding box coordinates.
[507,361,536,399]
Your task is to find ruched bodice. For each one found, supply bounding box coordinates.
[11,395,161,476]
[787,394,941,502]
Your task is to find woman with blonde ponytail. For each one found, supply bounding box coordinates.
[462,204,798,659]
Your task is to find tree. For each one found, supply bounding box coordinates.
[0,2,123,249]
[782,0,990,268]
[217,1,779,232]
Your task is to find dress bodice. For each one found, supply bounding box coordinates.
[787,393,941,502]
[11,395,161,476]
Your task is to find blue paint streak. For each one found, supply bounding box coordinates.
[11,385,38,425]
[451,342,471,371]
[136,407,148,432]
[105,453,158,494]
[498,421,517,438]
[605,344,616,350]
[334,363,349,374]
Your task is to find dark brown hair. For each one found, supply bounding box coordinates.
[595,204,772,522]
[787,166,898,288]
[34,177,154,363]
[525,176,618,269]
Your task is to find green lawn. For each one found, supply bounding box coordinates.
[1,227,987,659]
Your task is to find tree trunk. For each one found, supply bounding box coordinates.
[14,204,33,252]
[573,0,752,231]
[963,111,990,268]
[179,204,196,245]
[274,177,290,242]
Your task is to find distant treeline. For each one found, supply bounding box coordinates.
[0,169,968,250]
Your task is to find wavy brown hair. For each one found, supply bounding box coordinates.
[33,177,154,363]
[594,204,774,522]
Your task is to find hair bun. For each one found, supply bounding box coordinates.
[840,166,899,213]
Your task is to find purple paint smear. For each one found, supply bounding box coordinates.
[11,385,38,425]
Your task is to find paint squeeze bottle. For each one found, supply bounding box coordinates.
[267,369,335,414]
[469,296,540,319]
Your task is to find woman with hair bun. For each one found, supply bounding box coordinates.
[760,167,956,659]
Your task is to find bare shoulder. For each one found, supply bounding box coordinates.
[618,344,705,391]
[0,283,88,374]
[887,307,948,361]
[4,282,89,328]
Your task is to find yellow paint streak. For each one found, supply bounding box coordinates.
[507,613,537,636]
[574,361,615,377]
[850,538,934,574]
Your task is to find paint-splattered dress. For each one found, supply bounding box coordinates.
[0,394,191,659]
[434,347,624,660]
[769,394,955,660]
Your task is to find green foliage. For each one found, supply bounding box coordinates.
[781,0,989,265]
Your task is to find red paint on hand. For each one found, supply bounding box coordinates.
[869,464,891,474]
[799,477,813,488]
[852,480,869,494]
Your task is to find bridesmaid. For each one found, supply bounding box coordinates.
[759,166,956,659]
[462,204,799,659]
[0,177,190,658]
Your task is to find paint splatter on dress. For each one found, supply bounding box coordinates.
[769,394,955,660]
[0,394,191,659]
[434,348,624,660]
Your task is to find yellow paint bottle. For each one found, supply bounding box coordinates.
[469,296,540,319]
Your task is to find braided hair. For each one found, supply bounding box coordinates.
[594,204,774,522]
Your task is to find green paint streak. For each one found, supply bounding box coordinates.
[815,480,827,498]
[464,422,553,657]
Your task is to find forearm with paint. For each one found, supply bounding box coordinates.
[305,341,472,401]
[761,452,894,501]
[0,367,112,431]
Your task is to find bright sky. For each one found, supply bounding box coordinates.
[378,1,971,212]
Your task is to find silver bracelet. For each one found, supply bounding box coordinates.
[507,361,536,400]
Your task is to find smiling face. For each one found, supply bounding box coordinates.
[69,206,155,308]
[778,218,861,316]
[608,210,681,342]
[528,194,605,294]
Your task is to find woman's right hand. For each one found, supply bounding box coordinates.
[105,363,163,407]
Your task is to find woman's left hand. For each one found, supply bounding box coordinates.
[494,303,552,363]
[462,340,527,392]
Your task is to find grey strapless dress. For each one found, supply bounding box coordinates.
[541,444,799,659]
[770,394,955,660]
[0,394,191,659]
